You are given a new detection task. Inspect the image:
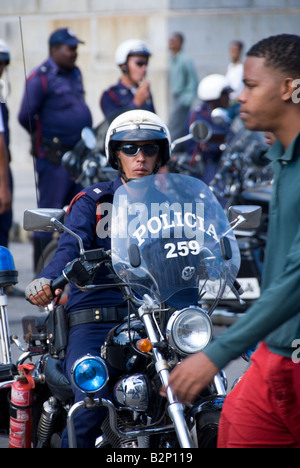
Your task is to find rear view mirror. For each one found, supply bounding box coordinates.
[228,205,262,230]
[171,120,212,151]
[81,127,96,150]
[189,121,212,143]
[23,209,65,232]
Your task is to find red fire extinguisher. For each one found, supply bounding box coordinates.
[9,363,35,448]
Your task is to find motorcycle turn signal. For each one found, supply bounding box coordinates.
[137,338,152,353]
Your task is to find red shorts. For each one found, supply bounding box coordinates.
[217,342,300,448]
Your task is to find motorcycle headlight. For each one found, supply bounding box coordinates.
[71,355,109,394]
[166,307,212,356]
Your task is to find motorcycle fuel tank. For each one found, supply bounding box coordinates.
[101,319,151,373]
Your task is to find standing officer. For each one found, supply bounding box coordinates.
[18,28,92,270]
[0,107,11,222]
[0,39,12,248]
[100,39,155,120]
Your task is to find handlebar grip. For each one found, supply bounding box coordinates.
[50,258,91,296]
[50,274,68,295]
[233,279,244,296]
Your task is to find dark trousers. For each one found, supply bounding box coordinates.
[0,166,13,247]
[33,158,82,270]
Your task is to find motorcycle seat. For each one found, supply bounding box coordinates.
[241,185,272,214]
[44,356,74,402]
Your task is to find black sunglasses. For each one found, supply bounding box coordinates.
[134,60,148,67]
[117,144,160,157]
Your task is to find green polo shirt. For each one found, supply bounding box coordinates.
[169,50,198,107]
[204,132,300,369]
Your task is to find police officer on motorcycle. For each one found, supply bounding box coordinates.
[100,39,156,120]
[186,74,232,184]
[25,110,171,448]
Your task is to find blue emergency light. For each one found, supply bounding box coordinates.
[0,247,18,287]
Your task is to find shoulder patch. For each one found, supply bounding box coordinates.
[93,188,102,194]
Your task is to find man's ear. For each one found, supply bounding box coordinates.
[281,77,299,102]
[120,63,129,75]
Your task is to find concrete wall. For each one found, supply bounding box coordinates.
[0,0,299,172]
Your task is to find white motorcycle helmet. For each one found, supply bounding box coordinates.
[105,109,171,172]
[115,39,151,66]
[198,74,231,101]
[0,39,10,65]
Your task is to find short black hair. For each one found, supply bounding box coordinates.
[247,34,300,78]
[172,32,184,45]
[231,40,244,51]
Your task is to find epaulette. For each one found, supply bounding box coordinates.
[27,63,48,81]
[84,181,114,201]
[26,63,48,95]
[66,181,114,214]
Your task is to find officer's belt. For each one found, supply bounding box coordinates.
[68,306,128,328]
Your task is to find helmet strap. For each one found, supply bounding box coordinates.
[116,155,130,183]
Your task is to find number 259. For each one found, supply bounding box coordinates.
[164,240,200,258]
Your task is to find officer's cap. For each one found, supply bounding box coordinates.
[49,28,84,47]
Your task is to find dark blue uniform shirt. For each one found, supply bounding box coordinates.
[100,80,155,119]
[0,103,9,153]
[40,177,125,313]
[18,57,92,149]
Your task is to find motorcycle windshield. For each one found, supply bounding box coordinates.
[111,174,240,306]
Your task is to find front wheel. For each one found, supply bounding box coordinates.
[196,410,221,448]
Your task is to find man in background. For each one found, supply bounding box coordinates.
[168,32,198,150]
[100,39,155,120]
[18,28,92,271]
[0,39,12,249]
[0,107,11,231]
[226,40,244,118]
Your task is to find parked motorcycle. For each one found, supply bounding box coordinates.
[0,243,73,448]
[62,124,117,188]
[13,173,260,449]
[169,112,273,319]
[208,120,273,318]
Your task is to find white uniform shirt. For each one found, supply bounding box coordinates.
[226,62,244,100]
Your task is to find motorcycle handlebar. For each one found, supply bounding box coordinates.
[51,273,68,295]
[233,279,244,296]
[50,249,110,295]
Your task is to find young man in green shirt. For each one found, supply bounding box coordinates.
[161,34,300,448]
